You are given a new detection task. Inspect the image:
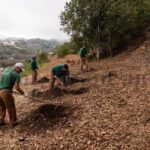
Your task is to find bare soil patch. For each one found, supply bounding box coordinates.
[17,104,75,135]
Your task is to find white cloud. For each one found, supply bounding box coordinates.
[0,0,70,40]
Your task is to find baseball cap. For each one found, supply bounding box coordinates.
[14,63,25,71]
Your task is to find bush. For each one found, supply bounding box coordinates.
[21,61,31,77]
[37,52,48,64]
[54,43,71,57]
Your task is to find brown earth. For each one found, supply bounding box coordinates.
[0,43,150,149]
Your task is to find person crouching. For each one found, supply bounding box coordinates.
[49,64,69,90]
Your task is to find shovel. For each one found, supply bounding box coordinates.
[54,76,71,94]
[56,83,70,94]
[13,91,50,103]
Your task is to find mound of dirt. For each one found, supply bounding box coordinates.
[36,76,87,86]
[67,76,87,85]
[29,87,67,99]
[37,77,49,83]
[70,87,89,95]
[18,104,73,134]
[29,86,88,99]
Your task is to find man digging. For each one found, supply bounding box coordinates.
[0,63,25,127]
[49,64,70,91]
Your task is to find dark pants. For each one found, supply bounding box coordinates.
[32,70,38,83]
[0,89,17,126]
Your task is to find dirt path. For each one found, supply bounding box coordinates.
[0,45,150,149]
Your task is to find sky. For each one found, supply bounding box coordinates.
[0,0,70,40]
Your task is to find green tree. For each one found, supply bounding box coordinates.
[60,0,150,56]
[55,42,75,57]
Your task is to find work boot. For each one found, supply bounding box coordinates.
[10,121,19,128]
[0,122,7,126]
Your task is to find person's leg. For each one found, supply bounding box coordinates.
[81,58,85,73]
[32,70,35,83]
[0,90,17,126]
[49,73,55,90]
[32,70,38,83]
[0,96,6,125]
[34,70,38,82]
[61,76,66,86]
[85,58,89,71]
[6,96,17,126]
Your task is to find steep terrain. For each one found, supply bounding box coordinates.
[0,41,150,149]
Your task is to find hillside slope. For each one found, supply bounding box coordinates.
[0,41,150,149]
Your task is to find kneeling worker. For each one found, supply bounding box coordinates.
[49,64,69,90]
[0,63,25,127]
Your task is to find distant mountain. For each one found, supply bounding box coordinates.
[0,38,64,67]
[0,45,34,67]
[15,38,63,52]
[0,38,63,54]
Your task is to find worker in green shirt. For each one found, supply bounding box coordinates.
[49,64,69,90]
[0,63,25,127]
[79,42,89,73]
[30,56,38,84]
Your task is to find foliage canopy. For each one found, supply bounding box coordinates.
[60,0,150,56]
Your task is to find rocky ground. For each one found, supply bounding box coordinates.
[0,43,150,149]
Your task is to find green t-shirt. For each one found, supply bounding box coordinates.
[51,64,69,77]
[31,59,38,70]
[79,47,88,58]
[0,68,20,90]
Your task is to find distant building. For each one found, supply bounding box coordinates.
[3,41,9,46]
[1,40,16,46]
[10,41,16,46]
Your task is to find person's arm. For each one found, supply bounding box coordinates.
[54,76,63,85]
[79,49,83,57]
[67,68,70,76]
[85,48,88,57]
[14,82,24,95]
[30,60,33,70]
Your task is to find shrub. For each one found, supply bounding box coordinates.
[21,61,31,77]
[54,43,70,57]
[37,52,48,64]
